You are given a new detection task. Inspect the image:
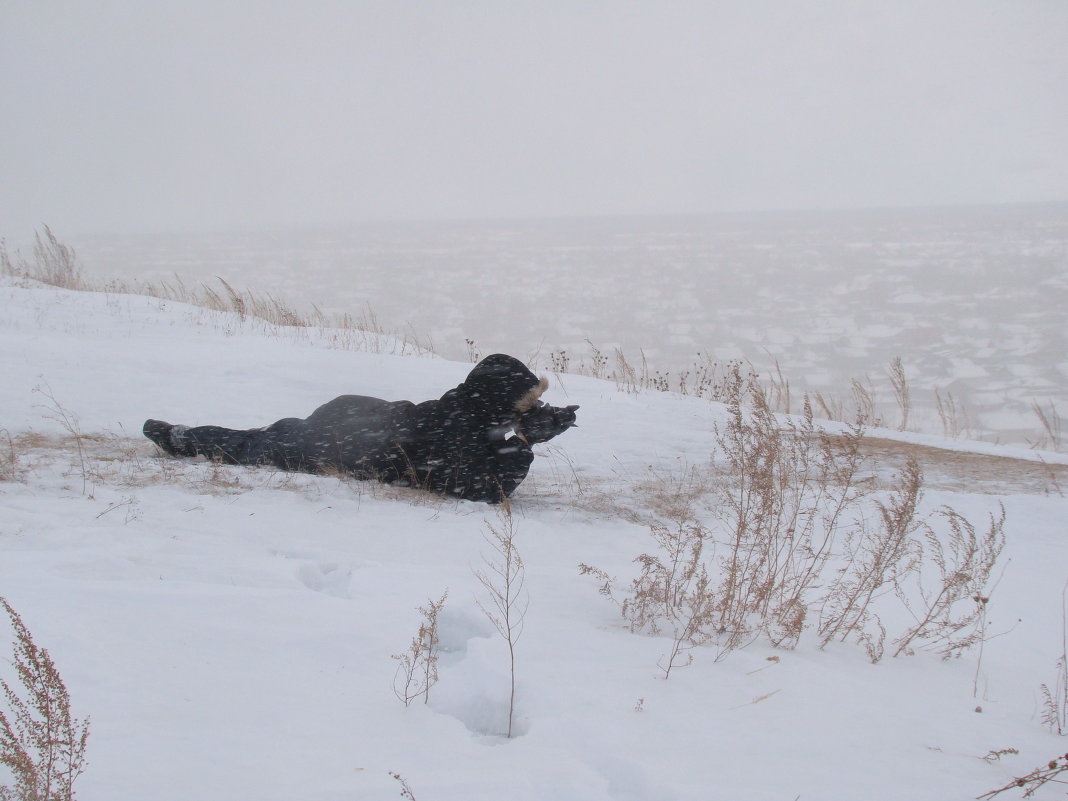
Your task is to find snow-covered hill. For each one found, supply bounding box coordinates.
[1,278,1066,800]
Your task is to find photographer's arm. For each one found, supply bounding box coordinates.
[517,403,580,444]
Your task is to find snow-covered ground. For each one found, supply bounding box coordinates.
[2,277,1067,800]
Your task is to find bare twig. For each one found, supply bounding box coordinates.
[474,507,527,737]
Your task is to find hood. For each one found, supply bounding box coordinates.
[456,354,548,422]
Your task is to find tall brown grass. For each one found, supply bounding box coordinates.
[1,227,81,290]
[818,456,924,658]
[890,504,1005,658]
[1030,399,1064,451]
[581,365,1007,670]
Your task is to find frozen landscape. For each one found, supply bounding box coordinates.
[1,261,1067,800]
[4,1,1067,797]
[68,203,1068,449]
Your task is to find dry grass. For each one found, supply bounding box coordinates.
[936,388,974,440]
[0,430,21,483]
[617,519,714,677]
[818,456,924,659]
[5,430,335,502]
[888,356,911,431]
[389,772,420,800]
[1030,399,1064,451]
[857,436,1068,496]
[1,227,81,290]
[890,503,1006,658]
[581,367,1010,669]
[3,228,434,358]
[392,591,448,708]
[705,369,869,654]
[31,385,91,496]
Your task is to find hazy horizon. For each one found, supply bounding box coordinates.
[10,199,1068,245]
[4,1,1067,238]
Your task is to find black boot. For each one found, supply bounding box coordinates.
[143,419,189,456]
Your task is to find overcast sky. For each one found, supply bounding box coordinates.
[3,1,1067,236]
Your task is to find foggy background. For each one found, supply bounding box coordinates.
[3,0,1067,236]
[3,2,1067,449]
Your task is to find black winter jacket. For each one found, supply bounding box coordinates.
[144,354,578,503]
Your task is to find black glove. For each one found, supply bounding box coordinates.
[518,403,579,444]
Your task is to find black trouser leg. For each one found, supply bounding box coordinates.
[183,418,308,470]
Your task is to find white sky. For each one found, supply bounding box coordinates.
[2,0,1067,236]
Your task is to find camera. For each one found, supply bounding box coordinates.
[518,402,579,444]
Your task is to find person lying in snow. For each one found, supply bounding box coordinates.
[142,353,578,504]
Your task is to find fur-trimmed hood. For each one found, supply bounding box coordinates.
[515,375,550,412]
[453,353,548,422]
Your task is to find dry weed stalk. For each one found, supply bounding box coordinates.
[584,339,609,380]
[1029,400,1063,451]
[1033,456,1065,498]
[583,377,1007,668]
[7,227,435,360]
[0,598,90,801]
[813,391,844,423]
[657,567,715,677]
[1039,581,1068,735]
[814,375,884,429]
[580,522,716,676]
[392,591,448,707]
[711,366,867,653]
[978,753,1068,799]
[536,444,590,503]
[980,747,1020,763]
[2,227,82,290]
[0,430,20,482]
[619,520,715,677]
[851,377,882,428]
[474,507,527,738]
[818,456,924,654]
[891,504,1006,658]
[0,240,13,278]
[465,337,482,363]
[630,463,711,524]
[888,356,911,431]
[612,347,640,394]
[936,389,972,440]
[388,771,419,800]
[549,349,570,374]
[764,356,792,414]
[31,385,90,497]
[582,368,876,667]
[11,229,1066,451]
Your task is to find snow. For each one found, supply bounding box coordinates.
[66,205,1068,450]
[2,277,1067,800]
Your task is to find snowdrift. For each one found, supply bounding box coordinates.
[1,278,1066,800]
